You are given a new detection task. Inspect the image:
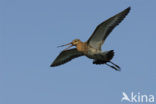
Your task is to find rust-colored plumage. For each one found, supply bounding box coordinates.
[50,7,131,71]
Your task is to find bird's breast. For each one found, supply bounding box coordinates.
[76,43,101,56]
[76,42,88,54]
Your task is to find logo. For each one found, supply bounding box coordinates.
[121,92,155,103]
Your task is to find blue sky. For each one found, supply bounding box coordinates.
[1,0,156,104]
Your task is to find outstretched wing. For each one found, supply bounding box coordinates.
[50,48,83,67]
[87,7,130,50]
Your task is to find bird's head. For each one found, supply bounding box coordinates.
[71,39,81,45]
[57,39,81,50]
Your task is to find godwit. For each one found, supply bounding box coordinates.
[50,7,130,71]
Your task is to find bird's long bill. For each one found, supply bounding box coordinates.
[57,42,73,50]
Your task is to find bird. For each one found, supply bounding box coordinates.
[50,7,131,71]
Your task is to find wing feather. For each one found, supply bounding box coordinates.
[50,48,83,67]
[87,7,130,50]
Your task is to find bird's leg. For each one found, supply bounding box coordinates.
[109,61,121,69]
[105,63,120,71]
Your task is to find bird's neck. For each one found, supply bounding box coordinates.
[76,41,88,53]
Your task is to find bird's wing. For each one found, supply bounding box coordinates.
[50,48,84,67]
[87,7,130,50]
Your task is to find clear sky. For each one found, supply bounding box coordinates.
[1,0,156,104]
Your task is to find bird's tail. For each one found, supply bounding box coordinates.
[93,50,121,71]
[106,50,121,71]
[105,50,114,61]
[93,50,114,64]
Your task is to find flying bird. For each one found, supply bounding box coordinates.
[50,7,131,71]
